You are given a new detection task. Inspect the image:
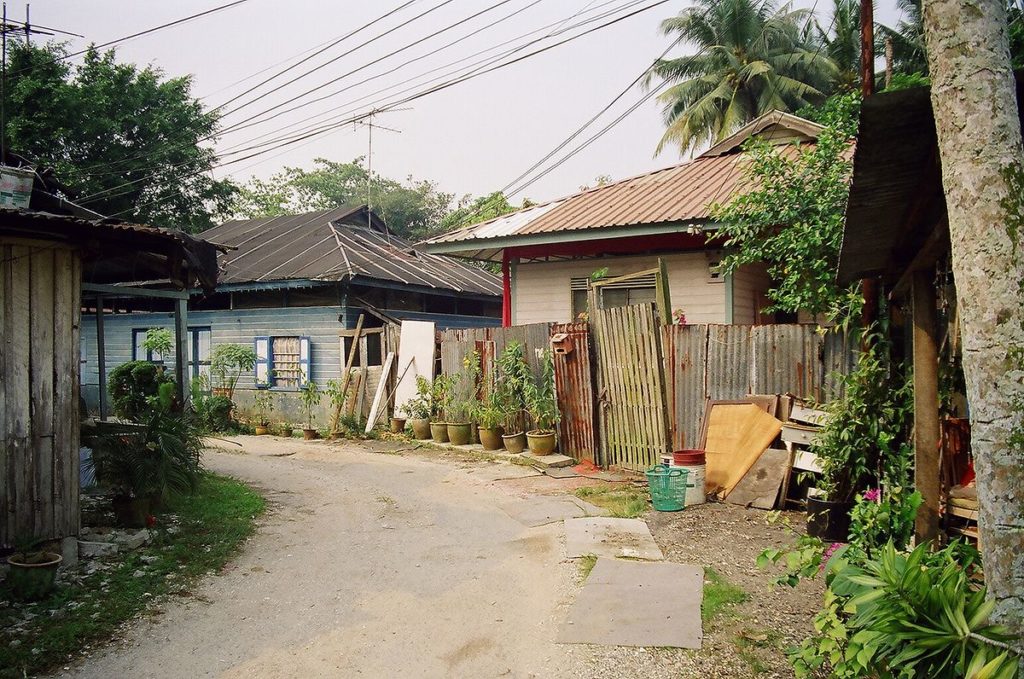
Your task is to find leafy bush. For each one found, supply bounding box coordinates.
[108,361,175,420]
[402,376,432,419]
[89,386,201,500]
[789,543,1019,679]
[497,341,532,433]
[193,394,235,433]
[299,381,321,429]
[525,349,559,432]
[142,328,173,358]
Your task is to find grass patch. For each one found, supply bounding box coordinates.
[578,554,598,580]
[0,473,265,679]
[733,628,784,675]
[701,568,748,625]
[574,483,649,518]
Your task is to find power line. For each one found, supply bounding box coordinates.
[214,0,515,133]
[82,0,671,216]
[72,0,633,183]
[210,0,419,112]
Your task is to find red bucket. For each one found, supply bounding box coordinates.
[673,449,706,466]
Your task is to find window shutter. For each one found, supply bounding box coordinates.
[298,336,312,388]
[254,336,271,388]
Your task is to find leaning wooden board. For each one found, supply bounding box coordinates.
[726,448,790,509]
[703,403,783,496]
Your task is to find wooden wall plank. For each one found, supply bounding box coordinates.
[30,248,55,538]
[7,246,32,543]
[0,244,9,545]
[53,249,79,538]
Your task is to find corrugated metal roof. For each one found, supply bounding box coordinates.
[425,111,819,253]
[199,205,502,297]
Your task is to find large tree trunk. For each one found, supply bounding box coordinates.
[923,0,1024,633]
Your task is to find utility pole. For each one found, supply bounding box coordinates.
[858,0,878,334]
[922,0,1024,639]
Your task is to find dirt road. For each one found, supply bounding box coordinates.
[60,438,587,678]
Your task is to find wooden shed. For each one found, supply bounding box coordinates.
[1,205,218,549]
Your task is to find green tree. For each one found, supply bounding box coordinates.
[815,0,861,92]
[232,157,453,241]
[646,0,838,155]
[5,43,235,232]
[438,191,526,232]
[710,92,862,321]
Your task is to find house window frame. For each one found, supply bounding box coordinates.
[254,335,311,391]
[133,327,212,379]
[570,273,658,315]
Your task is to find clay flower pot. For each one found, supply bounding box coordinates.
[390,417,407,434]
[430,422,450,442]
[6,552,62,601]
[447,422,472,446]
[526,430,557,456]
[478,426,504,451]
[409,418,432,440]
[303,428,319,441]
[502,431,527,454]
[254,425,270,436]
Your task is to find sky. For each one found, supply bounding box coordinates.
[36,0,903,207]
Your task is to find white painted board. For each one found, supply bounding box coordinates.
[364,352,396,434]
[394,320,435,417]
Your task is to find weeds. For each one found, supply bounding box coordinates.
[574,484,649,518]
[0,473,265,679]
[578,554,598,580]
[701,568,748,625]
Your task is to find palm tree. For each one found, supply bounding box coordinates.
[647,0,838,155]
[817,0,861,91]
[878,0,927,75]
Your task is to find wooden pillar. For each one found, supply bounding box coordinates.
[174,297,190,408]
[96,296,107,421]
[912,270,941,544]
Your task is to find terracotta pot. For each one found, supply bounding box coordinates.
[390,417,407,434]
[502,431,527,454]
[281,427,294,438]
[478,426,504,450]
[112,495,151,528]
[409,417,432,440]
[806,496,854,541]
[447,422,472,446]
[430,422,450,442]
[6,552,62,601]
[303,428,318,440]
[526,430,557,456]
[254,425,270,436]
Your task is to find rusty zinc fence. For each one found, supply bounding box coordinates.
[663,323,854,451]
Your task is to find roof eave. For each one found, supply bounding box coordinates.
[423,219,719,261]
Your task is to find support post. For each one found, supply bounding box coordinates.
[96,296,107,421]
[174,297,189,409]
[912,270,941,544]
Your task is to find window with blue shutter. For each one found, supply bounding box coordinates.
[254,336,271,388]
[298,336,312,388]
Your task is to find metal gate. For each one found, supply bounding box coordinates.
[551,322,597,464]
[589,302,670,472]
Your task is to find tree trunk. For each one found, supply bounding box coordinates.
[923,0,1024,634]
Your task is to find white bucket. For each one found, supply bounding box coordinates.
[671,463,706,506]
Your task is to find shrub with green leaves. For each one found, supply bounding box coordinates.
[790,543,1019,679]
[108,360,175,420]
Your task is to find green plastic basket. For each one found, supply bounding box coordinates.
[645,464,690,512]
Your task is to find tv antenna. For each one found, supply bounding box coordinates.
[354,107,409,235]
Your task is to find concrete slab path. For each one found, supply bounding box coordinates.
[564,517,666,561]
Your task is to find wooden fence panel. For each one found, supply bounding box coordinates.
[592,303,668,472]
[552,322,597,464]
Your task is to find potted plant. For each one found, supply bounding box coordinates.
[324,379,348,439]
[524,349,560,456]
[280,422,295,437]
[253,390,273,435]
[390,416,407,434]
[498,341,531,453]
[429,374,454,442]
[404,376,433,439]
[6,539,62,601]
[806,329,912,540]
[474,388,507,451]
[210,343,258,399]
[446,352,480,446]
[88,387,202,527]
[300,379,322,440]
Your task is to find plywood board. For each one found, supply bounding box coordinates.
[698,398,775,449]
[393,320,435,418]
[726,448,790,509]
[703,403,783,496]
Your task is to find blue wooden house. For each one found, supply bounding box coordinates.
[80,205,501,421]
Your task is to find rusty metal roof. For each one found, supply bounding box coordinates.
[0,207,220,290]
[200,205,502,297]
[424,111,820,260]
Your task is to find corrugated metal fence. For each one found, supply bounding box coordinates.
[437,312,853,470]
[663,323,854,450]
